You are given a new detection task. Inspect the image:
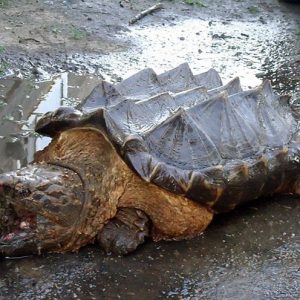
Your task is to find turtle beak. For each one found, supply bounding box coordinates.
[0,174,39,257]
[0,163,86,257]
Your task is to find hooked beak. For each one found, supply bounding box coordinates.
[0,174,38,257]
[0,162,87,257]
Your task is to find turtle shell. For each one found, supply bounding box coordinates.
[36,63,300,212]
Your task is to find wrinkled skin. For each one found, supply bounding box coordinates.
[97,208,150,255]
[0,165,149,256]
[0,128,212,257]
[0,164,84,256]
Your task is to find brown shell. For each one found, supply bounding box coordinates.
[36,63,300,212]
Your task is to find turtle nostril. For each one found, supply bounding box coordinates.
[0,183,12,196]
[0,175,16,197]
[0,182,10,197]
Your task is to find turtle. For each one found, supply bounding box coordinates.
[0,63,299,257]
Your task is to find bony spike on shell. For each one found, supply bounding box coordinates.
[0,63,299,257]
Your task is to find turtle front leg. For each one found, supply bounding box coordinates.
[97,208,150,255]
[118,176,214,242]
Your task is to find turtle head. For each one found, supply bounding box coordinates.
[0,164,85,257]
[0,127,124,257]
[35,107,83,137]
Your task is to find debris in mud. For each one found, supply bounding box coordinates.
[247,6,259,14]
[211,33,232,39]
[183,0,207,7]
[129,3,163,25]
[18,38,41,45]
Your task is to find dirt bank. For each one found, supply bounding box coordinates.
[0,0,299,85]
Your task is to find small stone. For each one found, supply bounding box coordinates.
[20,221,30,229]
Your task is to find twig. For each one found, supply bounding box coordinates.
[19,37,41,44]
[129,3,163,25]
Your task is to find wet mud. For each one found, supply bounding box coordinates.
[0,196,299,299]
[0,0,299,299]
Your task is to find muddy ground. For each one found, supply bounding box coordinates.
[0,0,299,87]
[0,0,299,299]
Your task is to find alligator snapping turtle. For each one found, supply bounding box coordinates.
[0,63,299,257]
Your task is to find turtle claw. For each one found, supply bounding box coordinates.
[97,208,150,255]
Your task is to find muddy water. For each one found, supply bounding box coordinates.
[0,74,99,174]
[72,16,300,95]
[0,7,300,300]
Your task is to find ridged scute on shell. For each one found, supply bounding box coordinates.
[36,64,299,212]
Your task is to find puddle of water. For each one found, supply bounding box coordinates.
[0,73,100,173]
[71,17,299,93]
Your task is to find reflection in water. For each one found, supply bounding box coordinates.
[0,74,99,173]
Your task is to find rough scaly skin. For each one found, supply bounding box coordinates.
[0,164,85,255]
[97,208,150,255]
[35,127,213,250]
